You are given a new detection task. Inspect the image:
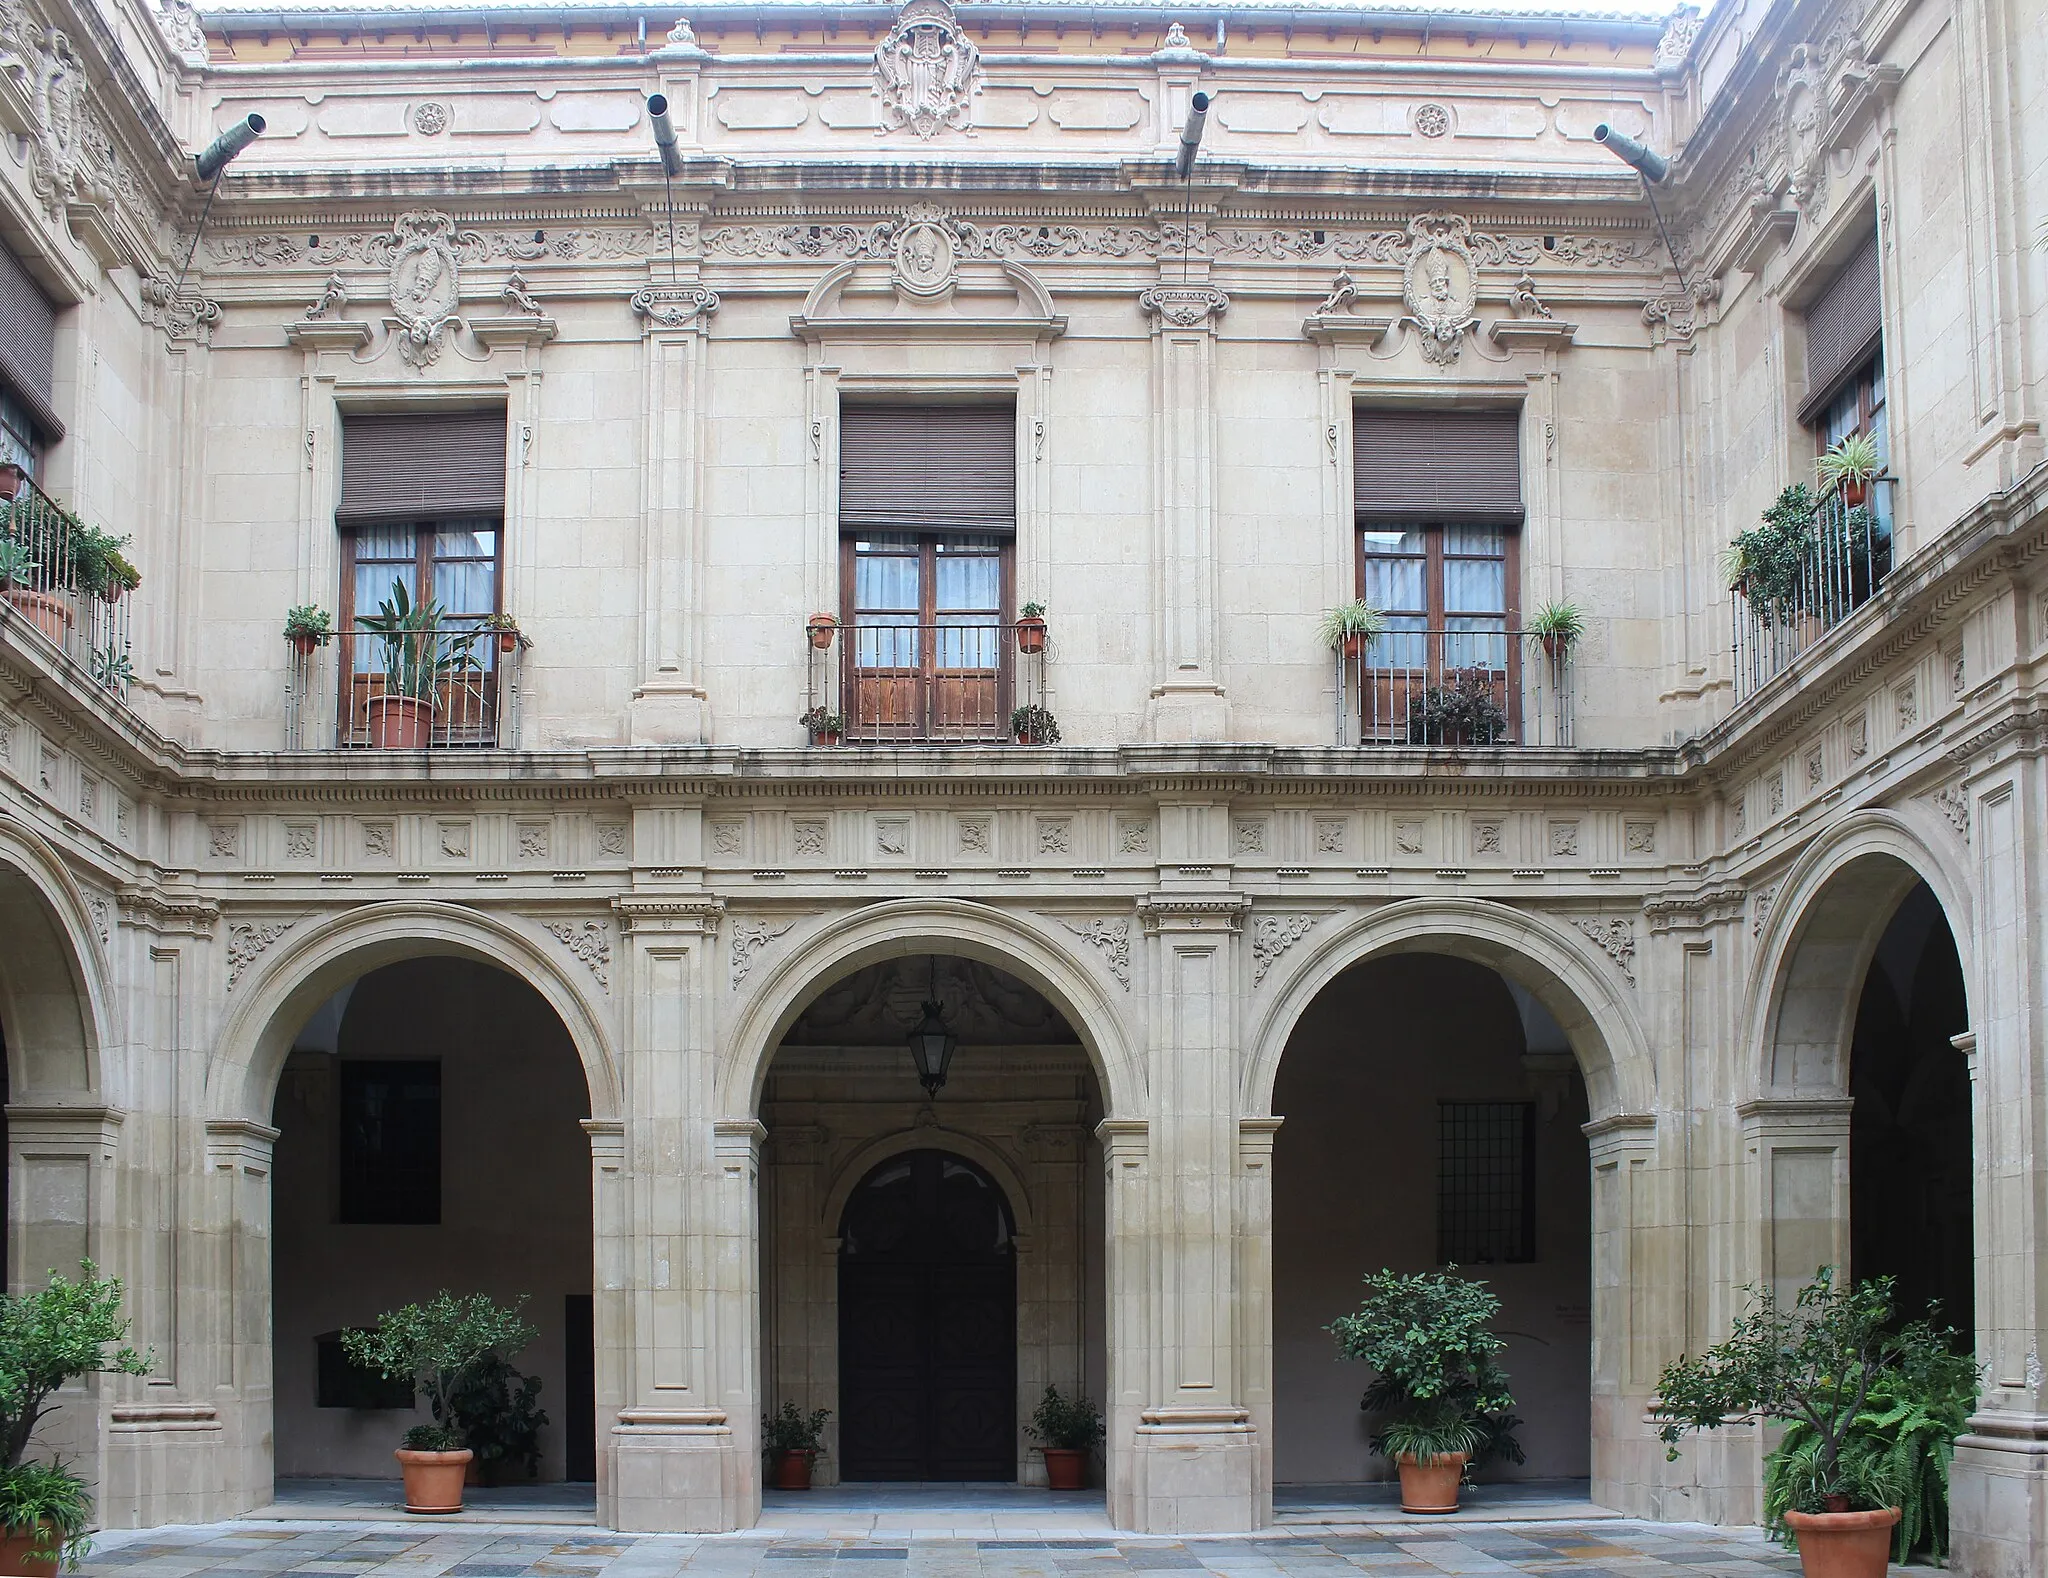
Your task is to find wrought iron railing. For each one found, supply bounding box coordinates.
[1334,628,1574,747]
[1732,488,1892,701]
[802,619,1048,744]
[0,476,134,699]
[287,624,519,749]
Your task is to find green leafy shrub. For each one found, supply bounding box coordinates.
[342,1291,536,1454]
[1407,670,1509,745]
[0,1461,92,1571]
[1010,704,1061,745]
[1724,485,1818,621]
[1026,1386,1103,1451]
[1328,1268,1516,1468]
[445,1352,547,1482]
[762,1402,831,1455]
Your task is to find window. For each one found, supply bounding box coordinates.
[343,522,501,636]
[316,1331,415,1409]
[1438,1101,1535,1265]
[0,239,60,477]
[838,405,1015,741]
[338,1060,440,1225]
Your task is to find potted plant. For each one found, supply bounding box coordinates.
[762,1402,831,1491]
[1328,1268,1517,1515]
[1026,1385,1102,1490]
[1011,704,1061,745]
[800,705,844,747]
[482,612,521,655]
[357,580,478,750]
[341,1291,536,1515]
[1724,485,1819,621]
[0,1263,152,1574]
[1015,601,1048,654]
[64,517,139,604]
[448,1352,546,1487]
[806,612,838,650]
[1815,432,1882,508]
[1318,600,1388,661]
[284,605,332,656]
[1526,600,1583,665]
[0,539,65,647]
[1655,1268,1974,1578]
[1407,670,1510,746]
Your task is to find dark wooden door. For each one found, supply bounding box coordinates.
[838,1149,1016,1481]
[563,1293,595,1483]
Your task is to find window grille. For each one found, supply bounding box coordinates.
[1438,1101,1535,1265]
[338,1059,441,1225]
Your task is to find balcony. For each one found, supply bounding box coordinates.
[0,476,135,698]
[1732,487,1892,701]
[287,625,521,749]
[1334,629,1575,747]
[802,619,1048,745]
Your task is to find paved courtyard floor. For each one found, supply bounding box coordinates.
[79,1513,1885,1578]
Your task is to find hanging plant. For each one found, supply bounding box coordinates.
[1815,433,1882,507]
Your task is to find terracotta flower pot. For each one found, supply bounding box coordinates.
[1395,1450,1466,1514]
[813,729,841,747]
[771,1447,815,1490]
[289,632,320,657]
[1015,616,1047,654]
[806,615,838,651]
[1539,633,1570,664]
[1341,632,1369,661]
[3,587,71,647]
[1041,1447,1087,1490]
[395,1447,472,1514]
[497,630,518,654]
[1782,1506,1899,1578]
[1840,479,1869,509]
[366,694,433,749]
[0,1523,61,1577]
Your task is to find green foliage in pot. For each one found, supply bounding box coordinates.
[1025,1386,1104,1452]
[1011,704,1061,744]
[1317,600,1388,652]
[358,579,479,705]
[799,705,844,736]
[1526,600,1584,648]
[0,540,36,590]
[1814,432,1882,495]
[1656,1266,1975,1554]
[444,1352,547,1482]
[1328,1268,1516,1468]
[1725,485,1819,621]
[0,1263,153,1570]
[1407,669,1509,745]
[1019,602,1046,620]
[762,1402,831,1456]
[342,1291,536,1455]
[283,605,333,647]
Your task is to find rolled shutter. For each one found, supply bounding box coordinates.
[338,410,507,524]
[1798,233,1882,423]
[1354,408,1523,524]
[0,240,61,441]
[839,404,1016,534]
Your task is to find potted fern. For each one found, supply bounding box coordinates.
[1527,601,1583,664]
[1318,600,1387,661]
[1328,1268,1516,1514]
[284,605,332,656]
[762,1402,831,1490]
[1026,1386,1102,1490]
[1015,601,1048,654]
[1815,433,1882,508]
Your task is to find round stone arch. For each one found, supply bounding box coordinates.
[209,899,624,1127]
[819,1127,1038,1243]
[0,816,113,1104]
[1242,896,1654,1123]
[1744,808,1973,1099]
[718,898,1143,1120]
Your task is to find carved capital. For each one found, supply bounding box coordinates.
[631,284,720,330]
[1139,284,1229,330]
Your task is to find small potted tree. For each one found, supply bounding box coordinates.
[1526,601,1583,665]
[762,1402,831,1490]
[800,706,844,747]
[1011,704,1061,745]
[1328,1268,1516,1514]
[1318,600,1387,661]
[1015,601,1048,654]
[341,1291,536,1515]
[1026,1385,1102,1490]
[284,605,332,657]
[1655,1267,1971,1578]
[806,612,839,650]
[1815,433,1882,509]
[0,1263,152,1575]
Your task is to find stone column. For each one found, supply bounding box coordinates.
[1582,1113,1668,1519]
[1124,895,1257,1533]
[1235,1117,1282,1528]
[197,1118,279,1522]
[1097,1117,1150,1530]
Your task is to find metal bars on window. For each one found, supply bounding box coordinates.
[1437,1101,1535,1266]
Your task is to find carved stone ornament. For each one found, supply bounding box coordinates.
[1139,284,1229,329]
[1655,5,1703,73]
[1510,272,1554,320]
[1573,918,1637,989]
[1312,270,1360,317]
[305,273,349,320]
[545,919,613,991]
[1399,213,1479,366]
[153,0,207,62]
[873,0,984,140]
[226,919,295,990]
[889,204,962,297]
[500,272,543,315]
[1778,43,1830,215]
[1932,785,1970,843]
[729,917,794,988]
[140,276,221,345]
[630,284,720,328]
[1060,917,1132,990]
[387,210,477,368]
[1251,913,1318,986]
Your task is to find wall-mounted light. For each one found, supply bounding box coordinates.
[1592,123,1669,184]
[648,94,683,177]
[194,113,265,184]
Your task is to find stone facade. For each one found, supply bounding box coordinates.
[0,0,2042,1571]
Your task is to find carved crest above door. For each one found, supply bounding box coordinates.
[873,0,984,139]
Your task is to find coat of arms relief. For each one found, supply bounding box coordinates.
[1399,213,1480,366]
[873,0,984,139]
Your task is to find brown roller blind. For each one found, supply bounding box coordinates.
[0,239,61,440]
[839,404,1016,534]
[338,410,507,524]
[1354,408,1523,523]
[1799,233,1882,423]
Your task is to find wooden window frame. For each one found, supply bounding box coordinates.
[1356,523,1522,740]
[838,533,1014,742]
[339,520,504,630]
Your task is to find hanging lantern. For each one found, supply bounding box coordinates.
[905,958,958,1097]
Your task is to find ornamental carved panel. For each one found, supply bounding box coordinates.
[872,0,984,139]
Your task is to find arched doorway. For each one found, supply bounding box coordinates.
[1269,953,1591,1498]
[837,1149,1017,1480]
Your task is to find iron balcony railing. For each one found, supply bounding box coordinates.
[287,624,521,749]
[0,476,134,699]
[1334,627,1574,747]
[803,619,1048,744]
[1733,487,1893,701]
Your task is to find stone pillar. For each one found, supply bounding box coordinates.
[1582,1113,1669,1518]
[584,1119,628,1521]
[608,897,751,1532]
[197,1118,279,1521]
[1236,1117,1282,1528]
[1097,1117,1150,1531]
[1125,895,1257,1533]
[1137,285,1230,742]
